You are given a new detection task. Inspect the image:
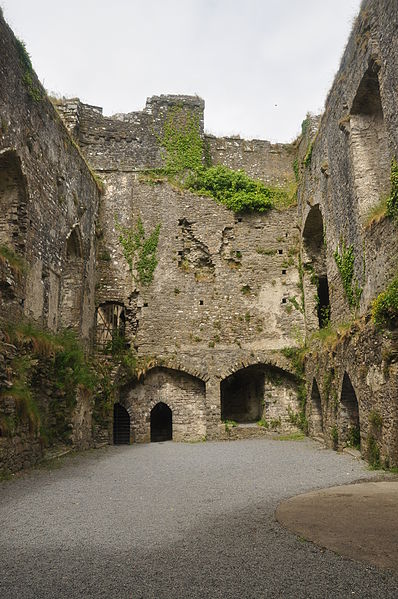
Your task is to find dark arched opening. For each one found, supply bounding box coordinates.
[221,366,264,423]
[340,372,360,449]
[303,205,330,329]
[310,378,323,435]
[151,402,172,442]
[113,403,130,445]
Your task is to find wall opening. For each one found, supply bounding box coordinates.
[0,150,27,253]
[339,372,360,448]
[303,205,330,329]
[317,276,330,328]
[60,227,84,330]
[113,403,130,445]
[221,367,264,423]
[310,378,323,435]
[96,302,126,351]
[151,402,172,442]
[350,62,390,218]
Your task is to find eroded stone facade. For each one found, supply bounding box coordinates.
[1,0,398,472]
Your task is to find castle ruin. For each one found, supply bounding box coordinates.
[1,0,398,473]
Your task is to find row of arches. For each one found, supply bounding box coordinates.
[112,363,299,445]
[113,402,172,445]
[310,372,360,448]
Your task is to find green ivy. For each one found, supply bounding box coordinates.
[185,165,285,213]
[372,275,398,328]
[0,244,27,274]
[334,241,362,309]
[15,38,43,102]
[161,106,203,173]
[293,158,300,182]
[1,323,95,443]
[386,158,398,220]
[303,141,313,167]
[116,217,161,286]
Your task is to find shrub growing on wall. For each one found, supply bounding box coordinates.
[372,276,398,328]
[186,165,286,213]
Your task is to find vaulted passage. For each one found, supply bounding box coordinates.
[339,372,360,448]
[221,367,264,423]
[151,402,172,442]
[310,379,323,435]
[350,62,390,218]
[113,403,130,444]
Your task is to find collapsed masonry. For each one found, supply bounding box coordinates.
[1,0,398,473]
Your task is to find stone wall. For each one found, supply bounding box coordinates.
[206,135,296,186]
[304,320,398,467]
[0,14,100,340]
[297,0,398,464]
[0,13,100,474]
[121,367,207,443]
[298,0,398,327]
[2,0,398,467]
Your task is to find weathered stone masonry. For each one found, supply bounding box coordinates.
[1,0,398,472]
[298,0,398,466]
[0,13,100,472]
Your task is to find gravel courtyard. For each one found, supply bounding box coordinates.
[1,439,397,599]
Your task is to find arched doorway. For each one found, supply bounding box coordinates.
[340,372,360,448]
[310,378,323,435]
[151,402,172,442]
[113,403,130,444]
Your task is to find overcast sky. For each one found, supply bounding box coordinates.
[1,0,362,142]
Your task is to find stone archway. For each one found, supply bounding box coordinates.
[122,367,206,443]
[221,366,264,423]
[150,402,172,442]
[339,372,360,448]
[113,403,130,445]
[350,61,390,219]
[220,364,300,430]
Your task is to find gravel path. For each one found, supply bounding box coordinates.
[1,439,397,598]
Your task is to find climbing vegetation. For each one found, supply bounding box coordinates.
[280,347,308,434]
[0,244,27,274]
[372,275,398,328]
[333,241,362,309]
[1,322,95,441]
[386,157,398,220]
[161,106,203,173]
[142,105,294,213]
[186,165,286,213]
[116,217,161,286]
[15,38,43,102]
[366,158,398,227]
[303,141,313,167]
